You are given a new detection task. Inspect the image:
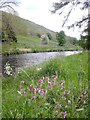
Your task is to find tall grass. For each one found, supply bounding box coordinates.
[2,52,88,118]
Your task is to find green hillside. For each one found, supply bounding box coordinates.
[0,11,83,55]
[24,19,56,40]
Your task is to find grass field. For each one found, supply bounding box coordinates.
[2,52,88,118]
[1,35,82,55]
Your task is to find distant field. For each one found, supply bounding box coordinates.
[1,35,82,55]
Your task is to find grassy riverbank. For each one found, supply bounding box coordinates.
[1,35,82,55]
[2,52,88,118]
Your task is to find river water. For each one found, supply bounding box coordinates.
[0,51,82,75]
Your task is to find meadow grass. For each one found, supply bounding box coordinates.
[1,35,82,55]
[2,52,88,118]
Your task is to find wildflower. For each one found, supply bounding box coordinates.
[4,62,13,76]
[46,77,50,82]
[53,80,56,85]
[33,87,37,94]
[41,90,45,95]
[57,104,62,109]
[37,67,42,71]
[60,86,64,90]
[56,110,58,114]
[60,81,65,86]
[68,100,71,104]
[42,76,45,80]
[61,111,67,118]
[32,96,36,100]
[49,87,52,91]
[48,81,52,86]
[65,105,68,108]
[83,100,86,104]
[27,88,30,92]
[40,83,42,87]
[30,84,33,88]
[53,75,58,80]
[67,90,70,94]
[62,96,66,100]
[38,89,41,93]
[24,92,27,96]
[20,81,25,84]
[39,79,43,83]
[45,89,47,93]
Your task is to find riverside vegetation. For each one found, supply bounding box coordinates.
[1,35,83,55]
[2,52,88,118]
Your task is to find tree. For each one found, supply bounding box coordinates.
[47,32,52,40]
[78,35,87,49]
[0,0,19,13]
[56,31,66,46]
[0,0,20,43]
[73,38,78,45]
[2,12,17,42]
[37,33,41,38]
[51,0,90,50]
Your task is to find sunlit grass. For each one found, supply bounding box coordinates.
[2,52,88,118]
[2,35,82,55]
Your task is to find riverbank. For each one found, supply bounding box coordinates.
[2,52,88,118]
[1,35,83,55]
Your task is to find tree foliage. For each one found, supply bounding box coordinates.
[51,0,90,50]
[0,0,20,43]
[78,35,88,49]
[0,0,19,13]
[37,33,41,38]
[47,32,52,40]
[56,31,66,46]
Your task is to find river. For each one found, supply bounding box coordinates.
[0,51,82,76]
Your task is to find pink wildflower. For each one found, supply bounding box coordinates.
[30,84,33,88]
[28,88,30,92]
[38,89,41,93]
[33,87,37,94]
[60,86,65,90]
[39,79,43,83]
[20,80,24,84]
[46,77,50,82]
[60,81,65,86]
[48,81,52,86]
[40,83,42,87]
[41,90,45,95]
[24,92,26,96]
[49,87,52,91]
[53,80,56,85]
[32,96,36,100]
[53,75,58,80]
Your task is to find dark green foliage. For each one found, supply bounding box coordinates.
[47,33,52,40]
[2,12,17,43]
[78,35,87,49]
[51,0,90,50]
[37,33,41,38]
[56,31,66,46]
[73,38,78,45]
[2,31,5,39]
